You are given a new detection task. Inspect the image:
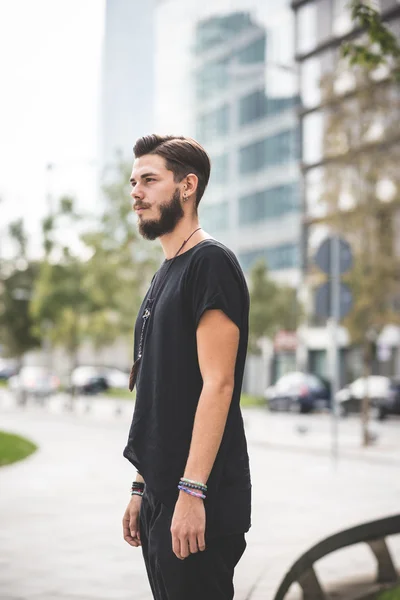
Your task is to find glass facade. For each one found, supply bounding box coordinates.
[209,153,229,186]
[239,243,299,271]
[196,105,230,143]
[240,129,299,173]
[239,184,299,225]
[155,0,300,277]
[239,89,298,125]
[200,201,229,233]
[296,0,332,55]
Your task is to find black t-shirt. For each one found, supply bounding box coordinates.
[123,239,251,538]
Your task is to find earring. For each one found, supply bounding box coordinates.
[183,194,187,202]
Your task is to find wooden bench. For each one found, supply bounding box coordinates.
[273,514,400,600]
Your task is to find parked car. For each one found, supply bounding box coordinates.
[0,359,17,381]
[265,372,331,414]
[381,379,400,419]
[8,366,60,401]
[102,367,129,389]
[71,366,109,395]
[337,376,400,419]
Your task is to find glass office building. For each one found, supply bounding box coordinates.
[155,0,301,284]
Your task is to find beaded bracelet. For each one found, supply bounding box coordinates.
[131,481,144,496]
[180,477,207,490]
[131,481,144,487]
[131,490,144,497]
[179,481,206,492]
[178,485,206,500]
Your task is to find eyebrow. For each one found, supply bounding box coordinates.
[130,172,159,184]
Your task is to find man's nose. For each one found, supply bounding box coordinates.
[130,184,144,200]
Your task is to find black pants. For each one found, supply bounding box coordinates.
[139,488,246,600]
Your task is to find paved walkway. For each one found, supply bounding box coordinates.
[0,391,399,599]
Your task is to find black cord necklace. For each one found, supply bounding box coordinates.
[129,227,203,391]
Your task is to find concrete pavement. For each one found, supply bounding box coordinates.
[0,391,400,599]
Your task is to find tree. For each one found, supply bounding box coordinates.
[81,157,161,351]
[31,199,90,390]
[249,260,302,355]
[0,220,41,362]
[31,158,161,386]
[342,1,400,79]
[307,3,400,445]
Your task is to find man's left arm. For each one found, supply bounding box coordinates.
[170,308,239,560]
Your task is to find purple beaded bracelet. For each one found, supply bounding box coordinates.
[178,485,206,500]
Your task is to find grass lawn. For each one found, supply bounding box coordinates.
[377,587,400,600]
[240,393,265,408]
[104,387,135,400]
[0,431,38,466]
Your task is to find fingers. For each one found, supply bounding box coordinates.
[188,534,198,555]
[197,531,206,552]
[122,513,141,547]
[172,532,183,560]
[171,531,205,559]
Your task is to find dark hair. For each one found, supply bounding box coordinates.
[133,134,211,208]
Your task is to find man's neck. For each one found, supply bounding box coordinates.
[159,217,208,260]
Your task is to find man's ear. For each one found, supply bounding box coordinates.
[184,173,199,199]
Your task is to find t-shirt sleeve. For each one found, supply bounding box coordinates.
[186,246,243,329]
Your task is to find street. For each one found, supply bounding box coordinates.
[0,391,399,599]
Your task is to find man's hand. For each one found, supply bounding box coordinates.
[122,495,142,547]
[170,491,206,560]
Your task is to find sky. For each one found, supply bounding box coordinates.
[0,0,105,256]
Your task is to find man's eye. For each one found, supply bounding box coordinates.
[146,178,156,183]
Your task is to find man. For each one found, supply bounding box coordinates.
[122,134,251,600]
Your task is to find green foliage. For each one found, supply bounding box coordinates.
[59,195,74,215]
[0,431,38,466]
[104,387,136,400]
[342,1,400,80]
[0,219,41,358]
[240,394,265,407]
[0,264,41,358]
[249,260,301,354]
[317,46,400,348]
[8,219,27,258]
[30,157,160,365]
[81,158,161,348]
[377,586,400,600]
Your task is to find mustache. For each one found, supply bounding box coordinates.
[134,202,151,210]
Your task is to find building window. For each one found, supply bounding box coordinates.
[239,90,268,125]
[235,35,265,64]
[196,105,230,144]
[194,12,254,54]
[239,129,299,173]
[239,184,299,225]
[239,89,298,126]
[333,0,353,36]
[196,58,230,100]
[210,153,229,185]
[239,243,299,272]
[296,0,332,55]
[200,201,229,232]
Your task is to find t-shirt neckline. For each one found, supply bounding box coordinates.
[163,238,215,263]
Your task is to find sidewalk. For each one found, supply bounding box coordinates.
[0,392,399,599]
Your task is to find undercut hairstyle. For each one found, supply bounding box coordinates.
[133,134,211,209]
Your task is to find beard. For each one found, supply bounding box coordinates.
[138,188,184,241]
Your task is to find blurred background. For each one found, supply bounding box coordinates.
[1,1,400,599]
